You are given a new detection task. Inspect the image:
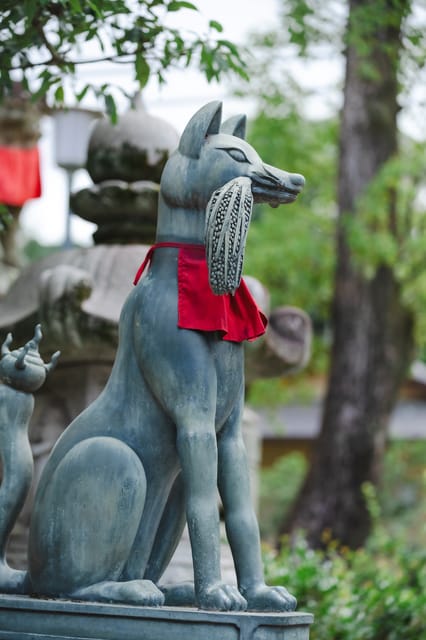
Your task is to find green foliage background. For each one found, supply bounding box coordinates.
[245,110,337,318]
[260,442,426,639]
[246,4,426,632]
[266,531,426,639]
[240,0,426,372]
[243,108,338,381]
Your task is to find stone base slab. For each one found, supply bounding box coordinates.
[0,594,313,640]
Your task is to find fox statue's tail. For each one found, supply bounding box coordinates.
[0,326,59,593]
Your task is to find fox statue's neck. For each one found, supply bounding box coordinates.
[155,192,205,245]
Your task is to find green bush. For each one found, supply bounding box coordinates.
[264,532,426,640]
[260,443,426,638]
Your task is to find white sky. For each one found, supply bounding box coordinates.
[19,0,425,247]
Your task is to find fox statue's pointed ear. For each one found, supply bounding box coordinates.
[221,115,247,140]
[178,101,222,159]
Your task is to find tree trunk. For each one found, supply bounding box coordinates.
[283,0,414,549]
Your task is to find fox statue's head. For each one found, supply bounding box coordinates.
[158,101,305,296]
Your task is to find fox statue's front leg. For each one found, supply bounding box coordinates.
[162,382,296,612]
[217,390,297,612]
[177,414,247,611]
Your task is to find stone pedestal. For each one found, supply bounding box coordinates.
[0,594,313,640]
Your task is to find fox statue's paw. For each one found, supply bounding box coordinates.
[242,583,297,612]
[162,580,247,611]
[198,582,247,612]
[71,579,165,606]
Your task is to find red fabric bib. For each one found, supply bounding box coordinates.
[0,146,41,206]
[134,243,267,343]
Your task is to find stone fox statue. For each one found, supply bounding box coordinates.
[10,102,305,611]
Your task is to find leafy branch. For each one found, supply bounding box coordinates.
[0,0,248,115]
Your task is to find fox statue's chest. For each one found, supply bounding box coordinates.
[133,245,266,344]
[211,339,245,429]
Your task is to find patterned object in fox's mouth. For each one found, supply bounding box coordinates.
[205,176,253,296]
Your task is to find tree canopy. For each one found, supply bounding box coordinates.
[241,0,426,361]
[0,0,248,233]
[0,0,247,118]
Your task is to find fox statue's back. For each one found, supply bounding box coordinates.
[22,102,305,611]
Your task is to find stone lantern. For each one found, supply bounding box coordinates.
[72,95,179,245]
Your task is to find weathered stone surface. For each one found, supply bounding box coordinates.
[0,594,313,640]
[71,180,160,245]
[245,306,312,383]
[86,98,179,185]
[0,245,147,359]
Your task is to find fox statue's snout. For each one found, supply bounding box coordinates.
[251,163,305,208]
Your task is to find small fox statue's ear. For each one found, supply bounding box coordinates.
[221,115,247,140]
[179,101,222,159]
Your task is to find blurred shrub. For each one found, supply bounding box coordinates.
[260,444,426,639]
[264,530,426,640]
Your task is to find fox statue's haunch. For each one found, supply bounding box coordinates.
[23,102,305,611]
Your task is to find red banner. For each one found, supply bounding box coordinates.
[0,145,41,207]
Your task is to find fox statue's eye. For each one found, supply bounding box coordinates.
[226,148,248,163]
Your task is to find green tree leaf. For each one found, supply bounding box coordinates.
[104,93,117,123]
[209,20,223,33]
[167,1,198,12]
[135,55,150,88]
[54,84,65,104]
[69,0,82,12]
